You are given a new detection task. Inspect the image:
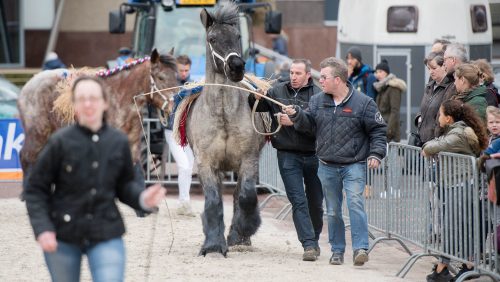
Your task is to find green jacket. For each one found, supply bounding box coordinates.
[455,85,488,122]
[423,121,481,157]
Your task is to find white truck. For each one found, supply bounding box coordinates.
[337,0,493,140]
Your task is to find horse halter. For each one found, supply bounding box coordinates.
[208,42,241,78]
[149,75,170,111]
[149,75,171,127]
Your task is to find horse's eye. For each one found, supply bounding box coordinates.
[237,35,241,40]
[209,37,216,44]
[158,76,165,81]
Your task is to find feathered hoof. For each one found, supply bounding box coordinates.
[198,242,228,257]
[227,231,252,247]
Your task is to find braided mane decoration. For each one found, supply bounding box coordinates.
[96,56,150,78]
[52,57,151,123]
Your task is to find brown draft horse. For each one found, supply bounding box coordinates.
[17,49,178,185]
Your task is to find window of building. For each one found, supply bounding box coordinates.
[387,6,418,33]
[324,0,339,26]
[470,5,488,33]
[0,0,22,65]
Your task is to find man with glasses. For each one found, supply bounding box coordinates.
[443,43,468,101]
[284,57,387,266]
[248,59,323,262]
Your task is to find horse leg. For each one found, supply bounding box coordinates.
[227,158,261,246]
[198,165,227,256]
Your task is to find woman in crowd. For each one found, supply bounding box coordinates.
[422,100,488,282]
[452,63,488,122]
[373,59,406,142]
[415,52,450,146]
[472,59,499,107]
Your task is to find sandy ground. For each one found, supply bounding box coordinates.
[0,182,440,282]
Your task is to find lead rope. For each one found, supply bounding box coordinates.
[238,79,282,136]
[138,80,186,282]
[134,82,287,281]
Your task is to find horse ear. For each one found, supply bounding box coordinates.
[200,8,213,29]
[169,47,174,55]
[151,48,160,63]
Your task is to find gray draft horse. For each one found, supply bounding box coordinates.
[186,3,265,256]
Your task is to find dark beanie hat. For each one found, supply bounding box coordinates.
[346,46,362,62]
[375,59,390,74]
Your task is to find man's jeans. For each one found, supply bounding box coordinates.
[318,162,369,253]
[43,237,125,282]
[277,150,324,249]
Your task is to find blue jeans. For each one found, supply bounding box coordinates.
[318,162,369,254]
[43,238,125,282]
[277,150,324,249]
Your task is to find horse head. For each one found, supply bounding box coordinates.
[201,3,245,82]
[148,48,178,113]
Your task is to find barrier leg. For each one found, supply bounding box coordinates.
[455,271,481,282]
[274,203,292,220]
[397,253,440,278]
[368,237,413,256]
[259,193,283,210]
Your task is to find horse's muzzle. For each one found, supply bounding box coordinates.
[226,56,245,82]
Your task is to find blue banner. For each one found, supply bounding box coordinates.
[0,119,24,179]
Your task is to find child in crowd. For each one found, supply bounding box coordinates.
[422,100,489,282]
[483,106,500,156]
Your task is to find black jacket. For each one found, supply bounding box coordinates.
[25,123,146,246]
[248,79,320,153]
[417,76,453,144]
[291,85,387,164]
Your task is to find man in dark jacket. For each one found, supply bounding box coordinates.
[284,57,387,267]
[248,59,323,262]
[443,43,468,101]
[346,46,377,100]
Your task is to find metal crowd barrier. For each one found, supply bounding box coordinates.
[257,143,289,217]
[364,143,500,281]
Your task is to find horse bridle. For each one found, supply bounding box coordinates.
[149,75,171,126]
[208,42,241,78]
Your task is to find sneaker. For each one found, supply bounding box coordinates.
[329,252,344,265]
[302,247,318,261]
[426,265,453,282]
[450,264,473,281]
[177,202,196,217]
[353,249,369,266]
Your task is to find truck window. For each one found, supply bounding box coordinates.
[387,6,418,33]
[470,5,488,33]
[155,8,207,57]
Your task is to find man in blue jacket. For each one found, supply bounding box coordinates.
[284,57,387,266]
[346,46,377,100]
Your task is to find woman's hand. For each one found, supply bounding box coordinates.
[37,231,57,253]
[141,184,167,209]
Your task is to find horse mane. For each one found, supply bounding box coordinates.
[212,2,239,26]
[159,54,177,71]
[52,57,154,123]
